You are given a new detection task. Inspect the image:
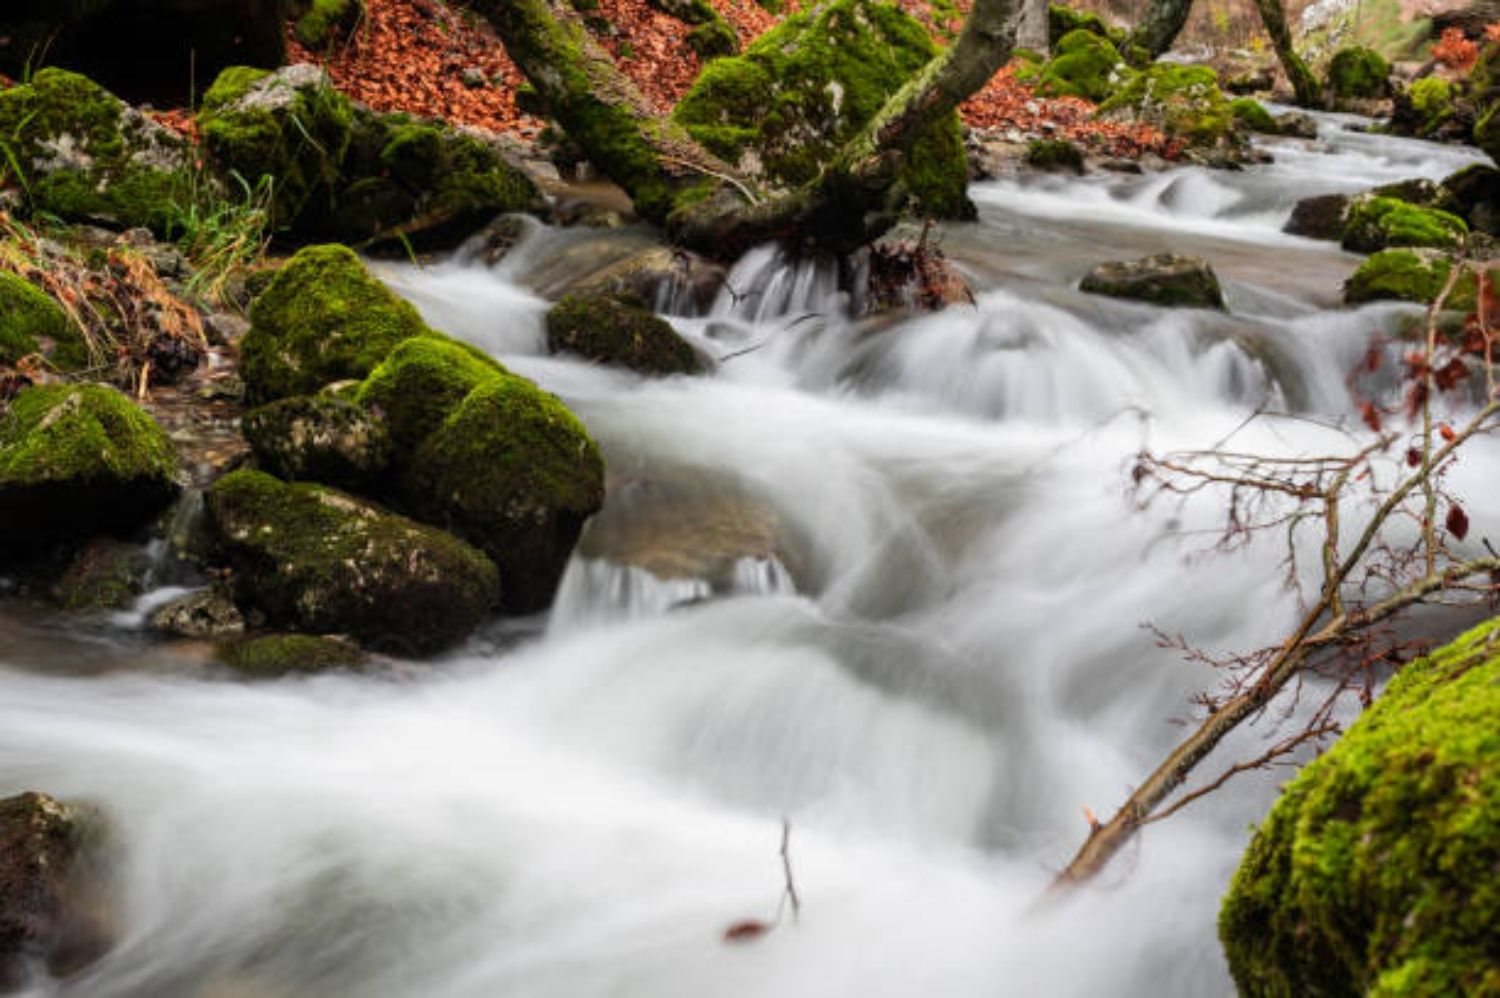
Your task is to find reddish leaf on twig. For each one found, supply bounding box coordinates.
[723,920,773,943]
[1446,503,1470,541]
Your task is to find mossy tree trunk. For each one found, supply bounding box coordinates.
[468,0,1022,258]
[1126,0,1194,58]
[1252,0,1321,108]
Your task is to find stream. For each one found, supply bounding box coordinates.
[0,115,1493,997]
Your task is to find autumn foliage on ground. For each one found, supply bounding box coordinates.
[287,0,1168,157]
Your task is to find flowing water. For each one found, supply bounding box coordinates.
[1,118,1495,997]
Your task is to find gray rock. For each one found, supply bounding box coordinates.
[149,587,246,638]
[1079,253,1227,310]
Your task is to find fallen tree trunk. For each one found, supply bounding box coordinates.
[468,0,1022,258]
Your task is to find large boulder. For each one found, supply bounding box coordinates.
[1220,617,1500,996]
[1284,193,1352,240]
[1344,248,1478,310]
[1035,28,1128,103]
[1098,63,1236,147]
[354,336,505,456]
[545,291,704,376]
[1079,253,1227,309]
[0,68,195,233]
[0,0,285,106]
[0,384,179,556]
[401,377,606,613]
[1441,163,1500,236]
[1341,196,1468,253]
[0,791,110,989]
[205,469,500,652]
[672,0,972,220]
[242,394,393,491]
[1324,45,1391,103]
[239,244,432,403]
[0,271,90,371]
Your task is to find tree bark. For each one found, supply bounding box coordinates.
[469,0,1022,257]
[1252,0,1321,108]
[1015,0,1049,53]
[1127,0,1194,58]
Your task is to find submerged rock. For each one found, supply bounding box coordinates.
[0,68,195,233]
[0,791,110,989]
[545,291,704,376]
[1220,617,1500,996]
[206,469,499,653]
[215,633,367,676]
[1079,253,1226,310]
[0,384,179,556]
[242,395,393,491]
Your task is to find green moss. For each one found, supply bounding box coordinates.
[1098,63,1234,146]
[1406,77,1453,135]
[1036,28,1128,102]
[216,633,366,676]
[1220,616,1500,996]
[241,244,433,403]
[402,376,605,612]
[55,540,152,611]
[0,68,194,233]
[198,64,356,231]
[673,0,970,218]
[241,394,393,491]
[1341,196,1468,253]
[686,19,739,59]
[355,336,505,455]
[0,271,89,371]
[1025,137,1085,172]
[1230,97,1279,134]
[295,0,365,48]
[206,468,499,652]
[545,291,703,375]
[1047,4,1124,48]
[0,384,179,551]
[1343,248,1477,309]
[1326,45,1391,100]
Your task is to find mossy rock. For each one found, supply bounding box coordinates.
[1440,163,1500,236]
[1230,97,1279,135]
[1047,4,1123,48]
[1325,45,1391,101]
[1341,196,1468,253]
[1098,63,1235,146]
[1220,616,1500,996]
[1079,252,1226,309]
[1343,248,1478,310]
[0,68,195,233]
[1025,137,1086,173]
[401,377,606,613]
[1284,193,1351,241]
[0,384,179,555]
[0,271,90,371]
[1476,101,1500,167]
[198,64,355,232]
[1394,77,1455,138]
[545,291,704,376]
[672,0,972,219]
[240,243,432,403]
[215,633,367,676]
[355,336,505,456]
[205,468,499,653]
[1036,28,1128,103]
[686,19,739,59]
[53,538,153,611]
[291,0,366,48]
[241,394,393,491]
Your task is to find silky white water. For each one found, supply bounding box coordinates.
[1,118,1495,997]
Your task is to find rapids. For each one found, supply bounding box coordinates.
[1,116,1494,997]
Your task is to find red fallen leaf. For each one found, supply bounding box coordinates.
[723,920,774,943]
[1446,503,1470,541]
[1439,423,1457,443]
[1406,447,1422,467]
[1360,401,1383,433]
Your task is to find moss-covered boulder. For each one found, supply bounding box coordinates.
[240,244,432,403]
[1341,196,1468,253]
[1325,45,1391,102]
[215,633,367,676]
[242,394,392,491]
[1098,63,1235,146]
[1390,77,1455,138]
[1079,253,1226,309]
[205,469,499,652]
[686,19,739,59]
[1036,28,1128,103]
[290,0,366,48]
[1230,97,1279,135]
[545,291,704,376]
[355,336,505,455]
[198,64,355,232]
[0,384,179,555]
[401,377,606,613]
[0,68,194,233]
[672,0,972,219]
[0,271,90,371]
[1284,193,1351,241]
[1047,4,1124,48]
[1220,617,1500,996]
[1024,138,1086,173]
[1343,248,1478,309]
[0,791,109,989]
[1440,163,1500,236]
